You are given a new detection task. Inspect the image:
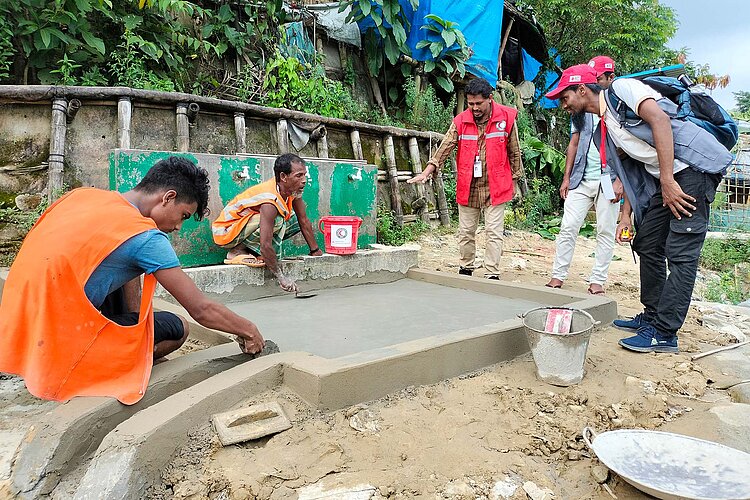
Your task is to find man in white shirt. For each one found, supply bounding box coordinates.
[546,56,622,295]
[545,64,731,353]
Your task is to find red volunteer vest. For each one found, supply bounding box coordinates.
[0,188,160,404]
[454,102,518,206]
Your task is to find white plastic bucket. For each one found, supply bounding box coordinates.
[521,307,597,386]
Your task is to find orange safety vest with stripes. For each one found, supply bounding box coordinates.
[0,188,160,404]
[211,178,295,246]
[454,102,518,206]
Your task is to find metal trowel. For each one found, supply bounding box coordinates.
[295,289,317,299]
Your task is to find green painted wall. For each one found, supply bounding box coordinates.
[110,150,377,267]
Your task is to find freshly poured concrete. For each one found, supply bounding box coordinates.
[230,279,543,359]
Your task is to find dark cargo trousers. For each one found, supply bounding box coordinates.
[632,167,721,337]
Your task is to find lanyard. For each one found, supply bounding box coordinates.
[599,116,607,173]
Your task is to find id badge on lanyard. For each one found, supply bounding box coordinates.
[473,155,482,178]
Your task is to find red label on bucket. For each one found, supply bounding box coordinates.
[545,309,573,334]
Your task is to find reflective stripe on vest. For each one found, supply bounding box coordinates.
[458,134,478,141]
[485,132,508,139]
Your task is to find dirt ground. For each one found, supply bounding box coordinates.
[152,228,742,500]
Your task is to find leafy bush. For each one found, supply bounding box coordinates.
[509,177,560,230]
[376,204,429,246]
[704,270,747,305]
[263,52,354,119]
[700,237,750,272]
[402,77,455,133]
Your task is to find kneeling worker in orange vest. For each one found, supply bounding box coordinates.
[0,156,265,404]
[212,153,323,293]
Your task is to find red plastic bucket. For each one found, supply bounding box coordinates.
[318,216,363,255]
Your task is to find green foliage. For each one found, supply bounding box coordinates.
[344,0,417,77]
[700,237,750,272]
[376,204,429,246]
[415,14,469,92]
[0,0,284,91]
[733,91,750,117]
[517,0,677,74]
[109,31,175,91]
[402,77,455,133]
[533,216,595,240]
[704,270,747,305]
[509,177,560,230]
[262,52,357,119]
[50,54,81,85]
[520,135,566,183]
[0,199,49,233]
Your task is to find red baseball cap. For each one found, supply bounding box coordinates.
[588,55,616,76]
[545,64,598,100]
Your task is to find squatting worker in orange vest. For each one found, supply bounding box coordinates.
[0,156,265,404]
[408,77,524,279]
[212,153,323,293]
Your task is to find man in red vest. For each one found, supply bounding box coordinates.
[408,78,524,279]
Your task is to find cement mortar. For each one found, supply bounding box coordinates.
[228,279,543,359]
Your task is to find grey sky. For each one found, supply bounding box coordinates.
[659,0,750,110]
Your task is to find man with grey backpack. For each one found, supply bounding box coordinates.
[545,64,733,353]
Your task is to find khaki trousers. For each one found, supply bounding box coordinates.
[458,203,506,276]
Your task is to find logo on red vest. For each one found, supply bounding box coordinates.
[496,120,507,131]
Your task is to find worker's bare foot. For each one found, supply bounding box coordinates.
[545,278,563,289]
[226,244,249,260]
[588,283,605,295]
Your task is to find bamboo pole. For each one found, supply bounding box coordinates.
[234,112,246,154]
[350,129,364,160]
[176,103,190,152]
[0,85,443,140]
[384,135,404,227]
[408,137,430,223]
[456,89,466,113]
[47,98,68,201]
[497,18,516,77]
[276,119,289,154]
[117,97,132,149]
[432,162,451,226]
[370,76,387,115]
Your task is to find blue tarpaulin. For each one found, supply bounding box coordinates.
[356,0,503,86]
[522,48,561,109]
[406,0,503,86]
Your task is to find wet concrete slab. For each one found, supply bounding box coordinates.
[228,279,544,359]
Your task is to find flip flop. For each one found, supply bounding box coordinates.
[588,285,605,295]
[223,255,265,267]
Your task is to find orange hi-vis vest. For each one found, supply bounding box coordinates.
[454,102,517,206]
[212,178,295,246]
[0,188,160,404]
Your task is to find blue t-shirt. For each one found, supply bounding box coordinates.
[84,229,180,309]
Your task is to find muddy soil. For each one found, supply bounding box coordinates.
[153,228,739,500]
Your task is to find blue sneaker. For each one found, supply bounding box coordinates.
[619,325,678,353]
[613,313,649,331]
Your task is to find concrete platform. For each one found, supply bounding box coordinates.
[71,268,615,499]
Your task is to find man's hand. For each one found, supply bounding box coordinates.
[236,322,265,354]
[612,178,624,203]
[661,178,696,219]
[278,273,298,293]
[512,180,524,202]
[615,220,633,244]
[407,172,430,184]
[559,177,570,200]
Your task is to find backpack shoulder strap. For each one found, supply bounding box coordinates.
[605,86,629,126]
